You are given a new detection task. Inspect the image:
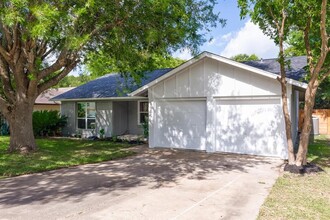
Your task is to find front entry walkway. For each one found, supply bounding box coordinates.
[0,146,283,220]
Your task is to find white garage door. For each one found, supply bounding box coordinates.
[215,99,287,157]
[154,100,206,150]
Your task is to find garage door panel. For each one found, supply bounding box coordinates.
[215,99,287,157]
[155,101,206,150]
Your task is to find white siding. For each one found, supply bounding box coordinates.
[150,58,281,99]
[149,57,289,158]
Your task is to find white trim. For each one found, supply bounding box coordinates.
[137,100,149,125]
[154,97,207,102]
[213,95,281,100]
[129,52,308,96]
[76,101,96,130]
[54,96,148,102]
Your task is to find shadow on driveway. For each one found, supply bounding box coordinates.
[0,145,281,207]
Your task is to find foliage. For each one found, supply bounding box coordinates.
[141,121,149,139]
[99,128,105,139]
[284,30,330,109]
[0,136,135,179]
[284,30,306,57]
[0,0,224,151]
[231,53,259,62]
[55,74,92,88]
[315,77,330,109]
[238,0,330,166]
[33,110,67,137]
[86,52,186,79]
[258,135,330,220]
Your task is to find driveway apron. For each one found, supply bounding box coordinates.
[0,145,283,220]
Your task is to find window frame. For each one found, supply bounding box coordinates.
[77,102,96,130]
[137,100,149,125]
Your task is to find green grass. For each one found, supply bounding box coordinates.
[258,135,330,220]
[0,136,136,179]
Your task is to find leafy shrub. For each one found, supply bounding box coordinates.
[33,110,67,137]
[141,121,148,138]
[99,128,105,139]
[0,122,9,135]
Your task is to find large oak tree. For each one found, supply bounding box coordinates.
[238,0,330,166]
[0,0,223,153]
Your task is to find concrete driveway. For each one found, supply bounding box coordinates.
[0,145,283,220]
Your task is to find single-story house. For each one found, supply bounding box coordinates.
[1,87,74,135]
[34,87,74,111]
[53,52,308,158]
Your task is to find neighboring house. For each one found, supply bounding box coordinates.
[53,52,308,158]
[34,88,74,111]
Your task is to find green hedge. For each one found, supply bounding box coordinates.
[33,110,67,137]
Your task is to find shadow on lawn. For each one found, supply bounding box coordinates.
[0,146,280,207]
[308,135,330,168]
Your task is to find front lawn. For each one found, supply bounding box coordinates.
[258,135,330,220]
[0,137,135,179]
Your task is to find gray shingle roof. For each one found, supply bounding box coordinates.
[53,68,173,100]
[36,87,75,104]
[243,56,307,81]
[54,55,308,100]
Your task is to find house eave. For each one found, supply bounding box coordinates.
[52,96,148,102]
[129,51,308,96]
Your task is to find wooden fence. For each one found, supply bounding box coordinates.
[299,109,330,135]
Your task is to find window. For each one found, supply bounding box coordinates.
[138,101,148,124]
[77,102,96,129]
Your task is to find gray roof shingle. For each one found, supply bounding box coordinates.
[54,55,308,100]
[36,87,75,104]
[243,56,307,81]
[53,68,173,100]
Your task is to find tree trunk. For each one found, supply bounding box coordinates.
[296,83,318,166]
[281,83,295,164]
[7,101,37,153]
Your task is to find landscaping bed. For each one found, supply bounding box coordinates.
[0,136,135,179]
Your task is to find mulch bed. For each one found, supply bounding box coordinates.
[284,163,324,174]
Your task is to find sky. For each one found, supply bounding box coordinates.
[173,0,279,60]
[71,1,279,76]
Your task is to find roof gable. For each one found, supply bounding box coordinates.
[130,52,308,96]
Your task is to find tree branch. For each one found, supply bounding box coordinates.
[9,23,19,56]
[38,59,79,94]
[0,95,11,118]
[38,49,69,80]
[0,56,15,103]
[41,41,60,60]
[0,44,11,63]
[0,22,12,50]
[320,69,330,82]
[312,0,329,76]
[303,17,314,74]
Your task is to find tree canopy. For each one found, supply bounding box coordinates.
[238,0,330,167]
[231,53,259,62]
[284,30,330,109]
[0,0,223,152]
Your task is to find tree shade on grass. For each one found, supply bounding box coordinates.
[258,135,330,220]
[0,137,135,179]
